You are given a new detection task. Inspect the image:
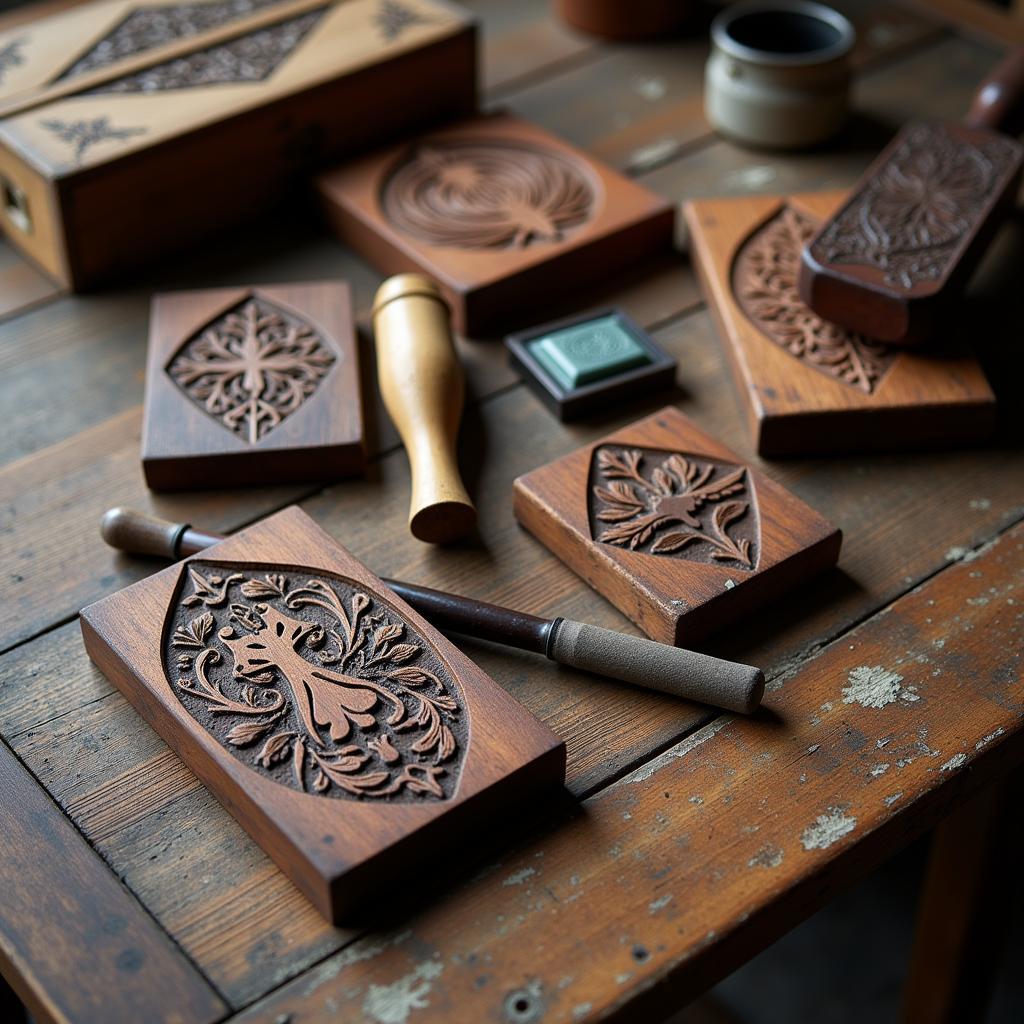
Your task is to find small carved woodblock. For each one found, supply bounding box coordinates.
[315,111,675,334]
[80,507,566,922]
[513,407,842,645]
[684,192,995,455]
[142,281,366,490]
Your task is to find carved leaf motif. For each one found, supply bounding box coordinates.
[41,117,146,163]
[734,204,896,394]
[163,561,467,801]
[172,612,215,648]
[588,446,759,569]
[167,297,335,444]
[381,140,594,251]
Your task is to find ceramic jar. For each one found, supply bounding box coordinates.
[705,1,855,150]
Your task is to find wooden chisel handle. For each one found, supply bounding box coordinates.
[965,46,1024,135]
[99,509,764,714]
[372,274,476,544]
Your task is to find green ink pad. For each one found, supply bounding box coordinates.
[528,315,651,389]
[506,308,677,421]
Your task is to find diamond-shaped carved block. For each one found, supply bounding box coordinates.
[588,445,759,571]
[167,295,335,445]
[513,407,841,645]
[142,282,364,491]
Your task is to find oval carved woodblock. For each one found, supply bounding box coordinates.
[162,561,467,801]
[587,445,760,571]
[733,204,896,395]
[379,140,596,250]
[166,294,336,445]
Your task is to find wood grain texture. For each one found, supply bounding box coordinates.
[316,110,675,334]
[0,10,1021,1020]
[0,0,477,287]
[228,519,1024,1024]
[0,737,226,1024]
[81,506,565,921]
[513,406,842,645]
[142,281,365,490]
[686,191,996,455]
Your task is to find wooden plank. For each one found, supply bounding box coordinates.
[229,520,1024,1024]
[0,738,226,1024]
[0,239,60,324]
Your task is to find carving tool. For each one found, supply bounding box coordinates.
[799,47,1024,344]
[101,508,766,714]
[372,273,477,544]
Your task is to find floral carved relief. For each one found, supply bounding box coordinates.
[808,122,1021,290]
[380,140,595,250]
[733,204,896,394]
[167,296,335,444]
[588,446,758,569]
[164,561,466,800]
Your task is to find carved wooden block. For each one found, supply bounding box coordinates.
[512,407,842,645]
[315,111,675,335]
[685,192,996,456]
[0,0,477,288]
[142,281,366,490]
[798,121,1023,344]
[80,506,566,922]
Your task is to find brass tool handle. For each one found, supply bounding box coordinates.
[372,274,477,544]
[965,46,1024,135]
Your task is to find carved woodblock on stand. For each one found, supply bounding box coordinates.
[512,407,842,646]
[142,280,365,490]
[80,506,566,923]
[0,0,477,287]
[315,111,675,334]
[685,192,996,456]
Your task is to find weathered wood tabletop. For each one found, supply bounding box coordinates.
[2,2,1023,1022]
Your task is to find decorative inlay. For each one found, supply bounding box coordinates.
[375,0,432,41]
[167,296,336,444]
[0,37,26,85]
[734,205,896,394]
[41,116,147,162]
[380,141,595,250]
[809,122,1021,290]
[86,9,325,94]
[57,0,288,80]
[588,446,758,569]
[164,561,466,800]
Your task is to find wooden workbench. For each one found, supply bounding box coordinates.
[1,2,1022,1022]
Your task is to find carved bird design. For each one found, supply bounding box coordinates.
[221,605,402,745]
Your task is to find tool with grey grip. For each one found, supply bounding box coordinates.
[100,508,765,714]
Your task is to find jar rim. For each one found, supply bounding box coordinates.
[711,1,855,68]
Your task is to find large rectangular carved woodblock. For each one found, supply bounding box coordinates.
[315,111,676,334]
[142,280,365,490]
[513,407,842,645]
[685,192,996,455]
[80,507,566,922]
[0,0,477,287]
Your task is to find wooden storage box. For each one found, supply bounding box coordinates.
[0,0,477,288]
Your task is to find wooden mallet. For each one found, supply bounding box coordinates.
[101,508,765,714]
[799,46,1024,344]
